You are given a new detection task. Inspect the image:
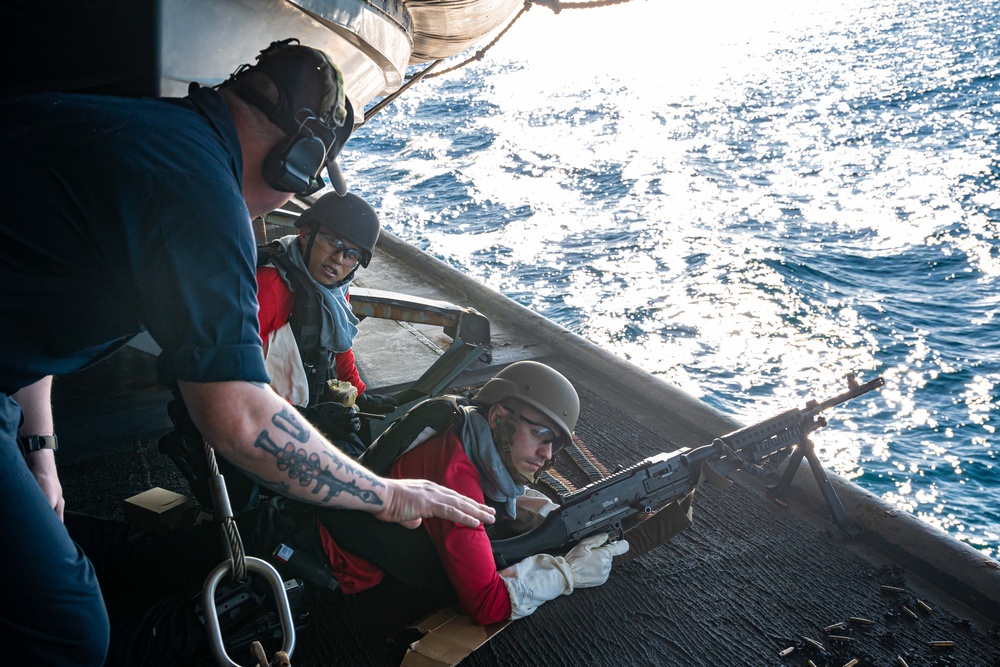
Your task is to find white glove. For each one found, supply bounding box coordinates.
[500,533,629,619]
[565,532,629,588]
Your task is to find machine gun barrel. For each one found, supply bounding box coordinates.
[715,373,885,469]
[805,374,885,416]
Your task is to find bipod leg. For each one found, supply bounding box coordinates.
[800,438,862,538]
[766,438,862,538]
[767,444,806,499]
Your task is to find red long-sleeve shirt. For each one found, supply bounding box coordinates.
[255,265,365,396]
[318,429,513,624]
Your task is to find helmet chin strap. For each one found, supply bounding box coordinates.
[302,226,318,266]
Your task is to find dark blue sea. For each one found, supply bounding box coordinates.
[343,0,1000,559]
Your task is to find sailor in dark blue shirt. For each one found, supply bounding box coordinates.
[0,39,495,666]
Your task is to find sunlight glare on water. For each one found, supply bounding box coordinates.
[348,0,1000,558]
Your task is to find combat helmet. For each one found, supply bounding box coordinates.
[475,361,579,440]
[474,361,579,484]
[295,192,380,268]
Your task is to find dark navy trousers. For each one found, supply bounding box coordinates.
[0,395,109,666]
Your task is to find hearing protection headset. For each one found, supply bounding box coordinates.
[223,39,353,196]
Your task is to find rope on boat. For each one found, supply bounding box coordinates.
[364,58,443,123]
[533,0,638,11]
[422,3,530,80]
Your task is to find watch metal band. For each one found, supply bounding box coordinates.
[17,434,59,455]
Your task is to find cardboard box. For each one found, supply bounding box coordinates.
[124,487,194,531]
[401,608,511,666]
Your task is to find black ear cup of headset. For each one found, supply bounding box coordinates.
[262,112,330,194]
[263,97,355,196]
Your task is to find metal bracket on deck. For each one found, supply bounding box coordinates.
[348,287,492,441]
[349,287,492,406]
[349,288,491,348]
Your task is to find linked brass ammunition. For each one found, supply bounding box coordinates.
[880,585,905,594]
[825,621,848,632]
[901,605,918,620]
[916,599,933,614]
[928,641,955,648]
[848,617,874,625]
[778,646,796,657]
[801,637,825,652]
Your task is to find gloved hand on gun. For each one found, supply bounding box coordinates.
[499,533,629,619]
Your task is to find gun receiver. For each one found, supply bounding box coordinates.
[491,440,724,568]
[709,373,885,537]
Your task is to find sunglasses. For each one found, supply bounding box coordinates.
[316,232,363,268]
[501,407,566,453]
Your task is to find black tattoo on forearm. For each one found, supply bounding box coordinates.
[272,406,309,443]
[322,450,385,489]
[254,429,383,506]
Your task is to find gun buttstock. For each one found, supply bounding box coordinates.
[491,510,571,568]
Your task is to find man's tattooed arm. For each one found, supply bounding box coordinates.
[252,405,386,507]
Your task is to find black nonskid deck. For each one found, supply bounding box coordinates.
[59,381,1000,667]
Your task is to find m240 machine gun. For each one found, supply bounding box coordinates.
[490,373,884,566]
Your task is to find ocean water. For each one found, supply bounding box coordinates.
[342,0,1000,559]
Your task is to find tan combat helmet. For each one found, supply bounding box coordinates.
[474,360,580,445]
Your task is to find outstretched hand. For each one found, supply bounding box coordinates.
[375,477,496,529]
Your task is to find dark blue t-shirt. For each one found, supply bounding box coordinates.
[0,87,269,394]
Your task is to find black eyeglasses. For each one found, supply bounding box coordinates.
[316,232,363,268]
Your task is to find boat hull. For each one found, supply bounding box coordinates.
[0,0,413,112]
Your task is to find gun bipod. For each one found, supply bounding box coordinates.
[766,435,862,538]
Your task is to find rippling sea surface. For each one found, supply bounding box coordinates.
[342,0,1000,559]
